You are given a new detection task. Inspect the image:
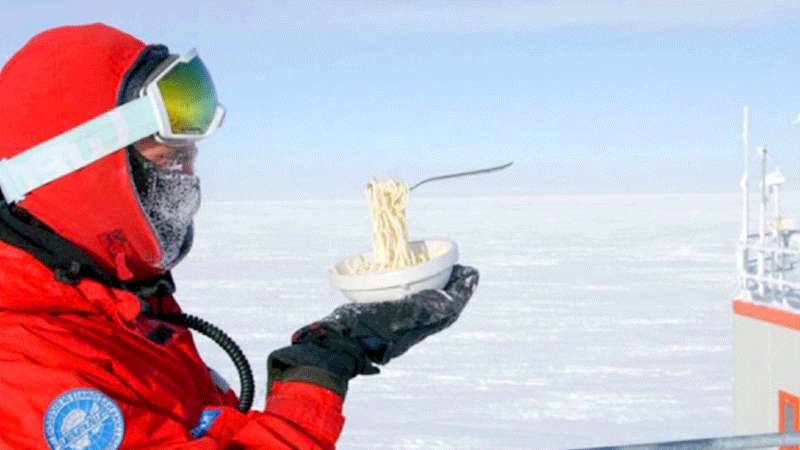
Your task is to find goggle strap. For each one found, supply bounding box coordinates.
[0,97,159,203]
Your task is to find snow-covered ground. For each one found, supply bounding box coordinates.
[173,193,745,449]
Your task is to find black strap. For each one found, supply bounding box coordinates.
[0,193,174,297]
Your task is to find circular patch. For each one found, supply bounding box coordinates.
[43,388,124,450]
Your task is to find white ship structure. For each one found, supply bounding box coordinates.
[734,106,800,438]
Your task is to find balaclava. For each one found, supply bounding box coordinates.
[119,44,202,270]
[129,150,200,269]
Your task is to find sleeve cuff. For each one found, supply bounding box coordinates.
[273,365,349,399]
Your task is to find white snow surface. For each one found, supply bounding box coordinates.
[172,193,743,449]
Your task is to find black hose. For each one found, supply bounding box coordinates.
[147,312,254,413]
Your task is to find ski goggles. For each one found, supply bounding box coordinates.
[141,48,225,146]
[0,49,224,203]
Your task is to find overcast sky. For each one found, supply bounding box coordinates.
[3,1,800,199]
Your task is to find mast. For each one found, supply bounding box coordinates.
[758,145,767,299]
[741,106,749,244]
[739,106,750,296]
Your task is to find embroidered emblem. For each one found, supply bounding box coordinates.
[190,409,221,438]
[44,388,124,450]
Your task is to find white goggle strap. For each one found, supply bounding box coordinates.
[0,96,160,203]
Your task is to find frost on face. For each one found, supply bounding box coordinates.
[133,155,201,269]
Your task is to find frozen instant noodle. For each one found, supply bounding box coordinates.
[329,178,459,302]
[345,179,431,274]
[332,164,512,301]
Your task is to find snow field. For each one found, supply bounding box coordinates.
[174,194,744,448]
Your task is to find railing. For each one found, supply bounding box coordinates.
[739,238,800,304]
[576,431,800,450]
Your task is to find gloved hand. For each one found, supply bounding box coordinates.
[268,264,479,398]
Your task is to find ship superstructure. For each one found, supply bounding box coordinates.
[734,106,800,438]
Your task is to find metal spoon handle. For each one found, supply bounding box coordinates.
[409,162,513,191]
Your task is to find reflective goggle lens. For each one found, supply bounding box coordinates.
[157,56,218,136]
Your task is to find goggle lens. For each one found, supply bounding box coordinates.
[157,56,218,136]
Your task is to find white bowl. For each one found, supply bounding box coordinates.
[328,239,459,303]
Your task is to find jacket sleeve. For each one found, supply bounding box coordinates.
[191,380,346,450]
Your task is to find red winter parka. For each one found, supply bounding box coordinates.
[0,24,345,449]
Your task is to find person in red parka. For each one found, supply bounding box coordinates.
[0,23,479,449]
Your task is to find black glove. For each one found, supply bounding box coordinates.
[268,264,479,397]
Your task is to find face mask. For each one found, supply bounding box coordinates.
[130,151,201,270]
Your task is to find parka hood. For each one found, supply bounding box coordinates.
[0,23,167,281]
